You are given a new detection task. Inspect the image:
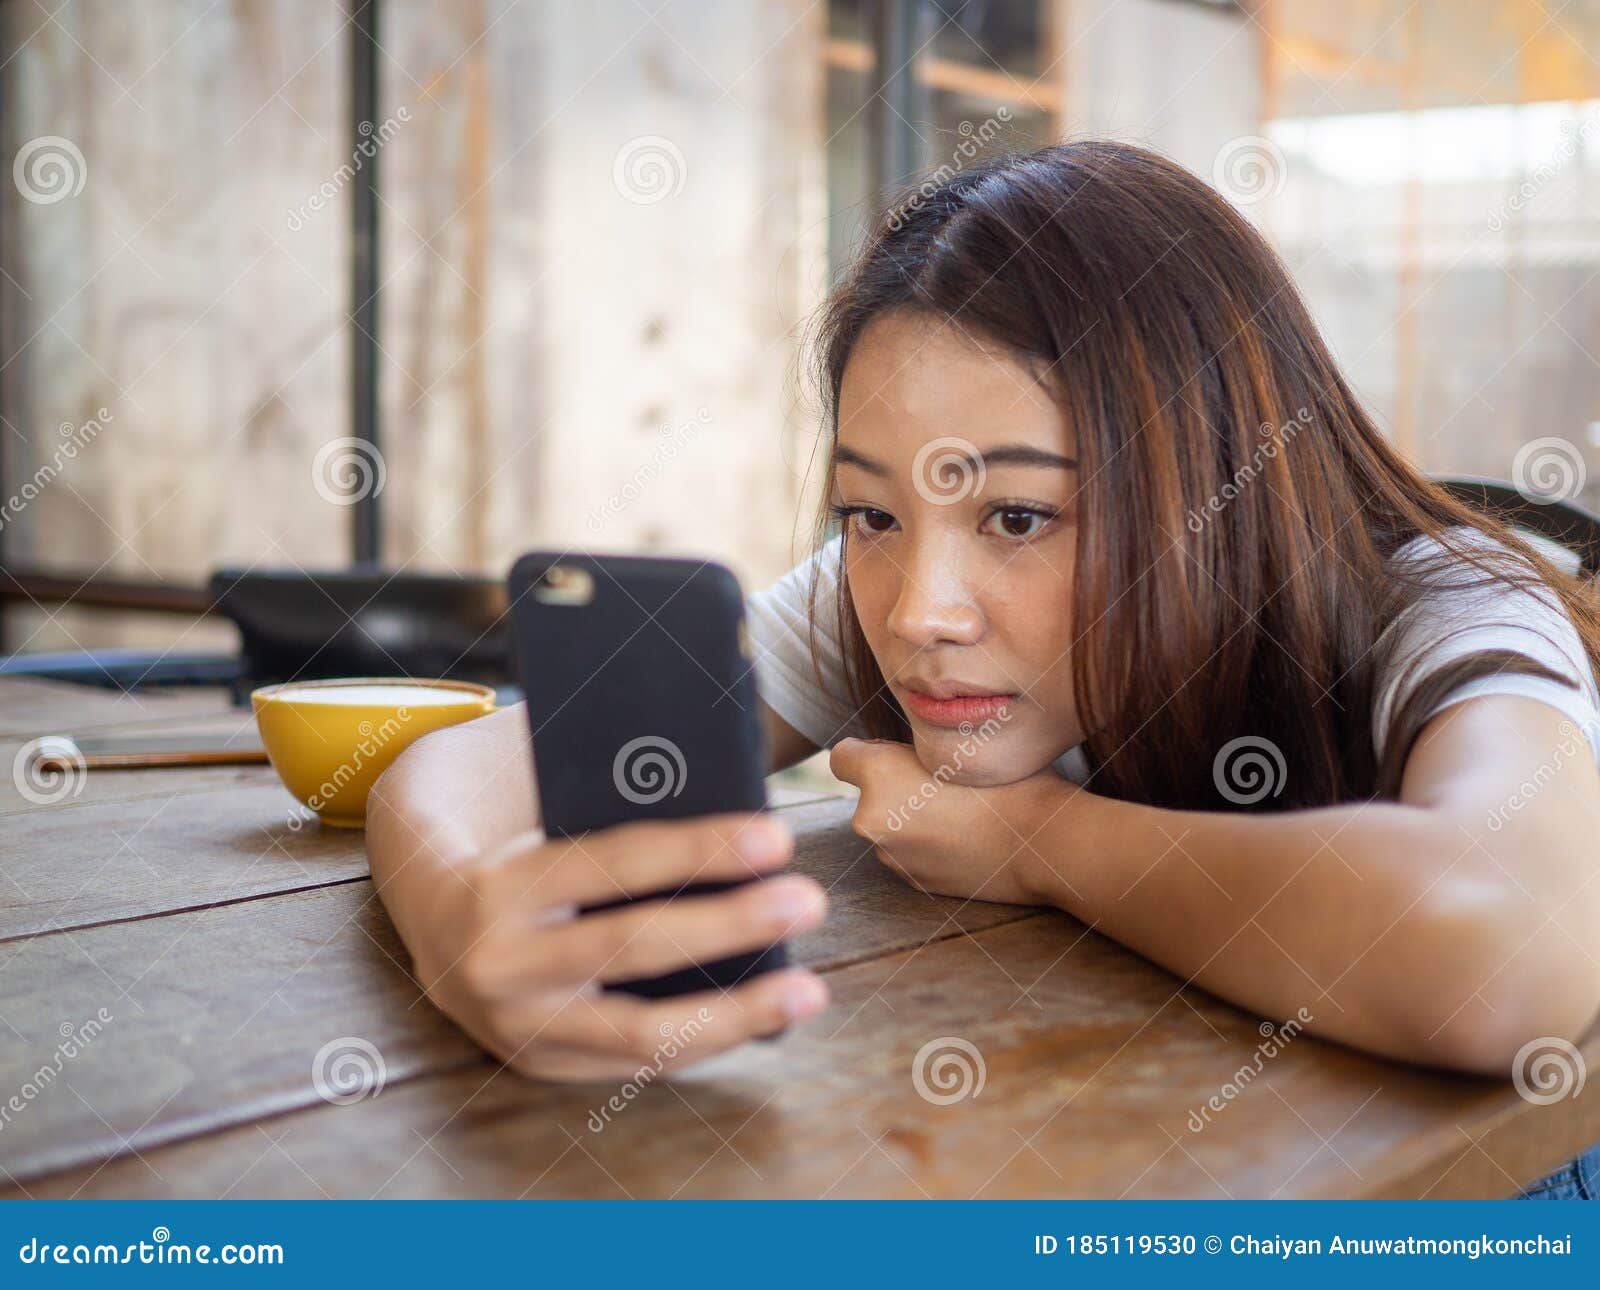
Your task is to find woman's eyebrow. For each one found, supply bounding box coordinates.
[834,443,1077,473]
[980,445,1079,469]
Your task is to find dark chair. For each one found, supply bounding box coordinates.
[0,566,513,702]
[0,647,243,689]
[208,567,511,701]
[1433,476,1600,576]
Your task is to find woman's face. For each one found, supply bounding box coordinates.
[834,311,1082,786]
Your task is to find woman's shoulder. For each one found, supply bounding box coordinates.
[1387,522,1583,585]
[1378,524,1588,642]
[1381,522,1590,645]
[753,534,844,595]
[1372,522,1600,759]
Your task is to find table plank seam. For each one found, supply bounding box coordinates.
[7,1052,499,1192]
[810,908,1047,976]
[0,778,289,823]
[0,874,373,948]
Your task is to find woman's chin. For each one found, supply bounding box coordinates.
[908,726,1055,787]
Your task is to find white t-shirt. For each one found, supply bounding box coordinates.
[744,527,1600,783]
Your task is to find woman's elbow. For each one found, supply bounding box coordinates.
[1419,996,1598,1079]
[1404,897,1600,1078]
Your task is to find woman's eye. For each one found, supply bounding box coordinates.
[983,507,1053,539]
[829,503,897,538]
[843,507,896,535]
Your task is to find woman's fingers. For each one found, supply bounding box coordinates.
[520,967,831,1070]
[579,873,825,986]
[470,872,827,996]
[432,811,835,1081]
[484,813,795,909]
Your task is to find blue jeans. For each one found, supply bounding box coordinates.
[1513,1137,1600,1199]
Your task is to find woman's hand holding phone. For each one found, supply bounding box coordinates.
[395,810,830,1082]
[371,550,835,1083]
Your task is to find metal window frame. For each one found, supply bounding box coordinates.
[349,0,382,568]
[866,0,933,213]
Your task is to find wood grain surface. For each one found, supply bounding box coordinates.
[12,908,1592,1199]
[0,679,1594,1200]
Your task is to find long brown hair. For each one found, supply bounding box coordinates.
[809,140,1600,810]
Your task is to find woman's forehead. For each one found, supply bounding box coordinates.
[838,314,1071,460]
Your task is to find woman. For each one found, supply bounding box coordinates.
[367,141,1600,1196]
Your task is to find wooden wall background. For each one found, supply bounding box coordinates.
[0,0,827,651]
[3,0,1598,654]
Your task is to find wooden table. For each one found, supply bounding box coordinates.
[1,676,1595,1200]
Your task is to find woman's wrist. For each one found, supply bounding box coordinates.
[991,770,1115,911]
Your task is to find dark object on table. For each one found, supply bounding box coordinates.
[0,567,513,702]
[208,568,512,701]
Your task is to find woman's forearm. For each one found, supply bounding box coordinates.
[366,704,539,928]
[1014,779,1591,1074]
[368,698,807,926]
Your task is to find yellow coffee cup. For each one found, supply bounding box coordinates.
[251,677,497,828]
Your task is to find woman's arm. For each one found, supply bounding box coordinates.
[365,701,828,1081]
[832,694,1600,1076]
[367,700,818,871]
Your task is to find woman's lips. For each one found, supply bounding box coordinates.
[900,688,1016,728]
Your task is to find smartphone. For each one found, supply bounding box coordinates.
[506,551,788,1000]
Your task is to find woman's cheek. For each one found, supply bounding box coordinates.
[1024,647,1083,759]
[845,553,897,656]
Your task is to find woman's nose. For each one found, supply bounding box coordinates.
[885,556,984,648]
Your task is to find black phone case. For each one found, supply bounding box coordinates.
[507,551,788,1000]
